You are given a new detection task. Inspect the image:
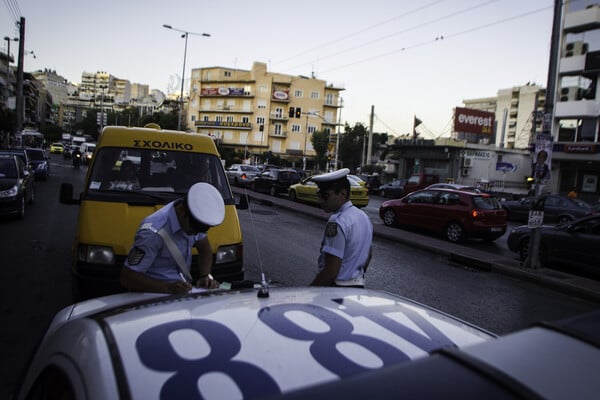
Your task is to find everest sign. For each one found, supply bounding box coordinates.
[454,107,494,135]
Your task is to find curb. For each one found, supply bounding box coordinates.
[232,187,600,303]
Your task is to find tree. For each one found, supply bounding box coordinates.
[339,123,368,172]
[310,129,330,173]
[40,123,63,143]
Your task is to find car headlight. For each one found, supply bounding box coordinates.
[215,244,242,264]
[0,185,18,198]
[78,245,115,264]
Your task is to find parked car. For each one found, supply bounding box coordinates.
[347,174,366,187]
[379,189,507,242]
[378,179,406,198]
[0,147,31,169]
[25,148,50,181]
[357,174,381,194]
[507,215,600,278]
[501,194,596,224]
[14,286,600,400]
[288,174,369,208]
[402,173,440,195]
[49,142,65,154]
[226,163,261,187]
[252,168,301,196]
[425,183,481,192]
[0,155,35,218]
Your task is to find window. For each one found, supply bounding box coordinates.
[311,91,320,99]
[274,124,282,135]
[191,115,196,122]
[216,116,223,123]
[256,116,265,125]
[291,124,301,133]
[224,71,232,77]
[203,115,209,122]
[242,116,249,124]
[308,125,316,134]
[325,93,335,105]
[226,116,234,123]
[294,90,303,98]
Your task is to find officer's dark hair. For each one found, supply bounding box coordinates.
[318,177,350,199]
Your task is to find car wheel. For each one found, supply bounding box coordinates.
[382,209,396,226]
[269,186,277,197]
[445,222,464,243]
[380,189,386,197]
[557,215,573,224]
[289,190,297,202]
[518,238,530,261]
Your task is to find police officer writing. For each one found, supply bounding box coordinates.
[310,168,373,288]
[120,182,223,294]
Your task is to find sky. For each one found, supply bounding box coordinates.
[2,0,555,138]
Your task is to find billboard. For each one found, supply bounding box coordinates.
[454,107,494,135]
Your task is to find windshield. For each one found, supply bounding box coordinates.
[86,147,232,201]
[0,159,17,178]
[26,150,45,161]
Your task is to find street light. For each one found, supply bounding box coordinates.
[4,36,18,78]
[163,24,210,131]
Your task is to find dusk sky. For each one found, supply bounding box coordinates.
[3,0,554,137]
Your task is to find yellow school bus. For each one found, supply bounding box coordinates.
[60,124,246,299]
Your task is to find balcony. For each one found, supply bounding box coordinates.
[269,131,288,138]
[269,112,288,121]
[194,120,252,130]
[564,4,600,33]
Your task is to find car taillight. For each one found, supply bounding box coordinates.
[241,173,247,179]
[471,209,480,218]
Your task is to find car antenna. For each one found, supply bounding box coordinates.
[244,187,270,297]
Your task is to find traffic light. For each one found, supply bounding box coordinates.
[295,107,302,118]
[289,107,295,118]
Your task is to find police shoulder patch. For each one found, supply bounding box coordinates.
[325,222,338,237]
[127,246,145,265]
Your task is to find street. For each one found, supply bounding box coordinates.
[0,154,598,399]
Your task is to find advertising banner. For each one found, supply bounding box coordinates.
[454,107,494,135]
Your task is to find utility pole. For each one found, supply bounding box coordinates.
[15,17,25,132]
[334,97,343,171]
[524,0,562,269]
[367,105,374,165]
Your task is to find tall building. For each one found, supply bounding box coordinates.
[187,61,344,165]
[551,1,600,202]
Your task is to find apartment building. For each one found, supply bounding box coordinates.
[187,61,344,165]
[551,1,600,202]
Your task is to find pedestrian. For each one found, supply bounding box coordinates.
[310,168,373,288]
[568,187,578,199]
[120,182,224,294]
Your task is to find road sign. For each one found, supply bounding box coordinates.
[528,210,544,228]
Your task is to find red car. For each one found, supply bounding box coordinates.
[379,188,507,242]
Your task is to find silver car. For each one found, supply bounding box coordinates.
[15,285,600,399]
[226,163,261,187]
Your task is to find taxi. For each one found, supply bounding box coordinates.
[14,286,600,399]
[289,174,369,208]
[49,142,65,154]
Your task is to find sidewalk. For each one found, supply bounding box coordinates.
[232,187,600,303]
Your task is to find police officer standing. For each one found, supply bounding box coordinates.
[310,168,373,288]
[120,182,223,294]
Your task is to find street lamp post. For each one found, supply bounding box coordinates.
[3,36,18,79]
[163,24,210,131]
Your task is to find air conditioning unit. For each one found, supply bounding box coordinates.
[559,87,581,102]
[563,41,588,57]
[460,168,470,176]
[463,157,473,167]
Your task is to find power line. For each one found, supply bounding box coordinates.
[286,0,501,74]
[4,0,22,24]
[320,5,552,74]
[374,114,401,136]
[275,0,448,66]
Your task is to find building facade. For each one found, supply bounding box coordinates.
[187,61,344,166]
[550,1,600,203]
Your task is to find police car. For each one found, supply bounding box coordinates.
[14,286,600,399]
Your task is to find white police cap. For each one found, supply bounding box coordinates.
[311,168,350,183]
[187,182,225,227]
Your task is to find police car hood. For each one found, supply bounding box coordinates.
[50,287,493,398]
